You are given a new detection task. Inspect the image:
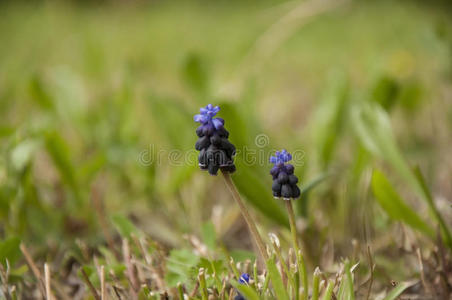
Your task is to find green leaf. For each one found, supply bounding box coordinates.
[413,166,452,247]
[383,280,417,300]
[337,261,355,300]
[165,249,199,288]
[0,236,21,267]
[231,280,260,300]
[45,131,80,204]
[111,214,141,238]
[9,264,29,283]
[371,169,434,237]
[351,102,425,210]
[266,257,289,300]
[230,249,256,262]
[201,222,216,251]
[351,102,418,190]
[198,258,225,277]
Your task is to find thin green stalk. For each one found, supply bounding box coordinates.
[285,200,308,300]
[211,261,223,292]
[270,235,296,295]
[177,283,185,300]
[413,166,452,248]
[198,268,208,300]
[253,261,258,290]
[222,171,268,261]
[345,261,355,300]
[290,260,300,300]
[229,257,240,279]
[263,270,271,294]
[321,280,334,300]
[294,270,300,300]
[312,268,321,300]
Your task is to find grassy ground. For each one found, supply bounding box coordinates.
[0,0,451,299]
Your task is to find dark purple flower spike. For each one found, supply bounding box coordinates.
[194,104,236,175]
[270,150,301,199]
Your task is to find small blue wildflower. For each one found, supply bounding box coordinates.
[194,104,236,175]
[239,273,250,284]
[234,273,250,300]
[269,149,300,199]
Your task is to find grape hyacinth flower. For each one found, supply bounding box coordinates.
[194,104,236,175]
[194,104,268,262]
[270,149,308,299]
[234,273,250,300]
[270,149,301,199]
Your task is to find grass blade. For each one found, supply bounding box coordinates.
[266,256,289,300]
[413,166,452,248]
[383,281,417,300]
[231,280,260,300]
[371,169,434,237]
[321,280,334,300]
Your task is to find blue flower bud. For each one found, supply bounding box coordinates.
[234,273,250,300]
[239,273,250,284]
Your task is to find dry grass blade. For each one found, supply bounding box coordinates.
[0,262,11,300]
[99,265,106,300]
[366,245,374,300]
[416,248,430,295]
[44,263,53,300]
[190,281,200,298]
[80,268,101,300]
[92,179,121,260]
[122,238,139,296]
[20,243,46,297]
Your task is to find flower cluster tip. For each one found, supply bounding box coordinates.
[194,104,236,175]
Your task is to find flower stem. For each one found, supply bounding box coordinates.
[221,171,269,262]
[285,199,308,300]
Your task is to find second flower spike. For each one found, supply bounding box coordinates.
[270,149,301,199]
[194,104,236,175]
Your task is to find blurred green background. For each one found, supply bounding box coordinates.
[1,0,451,274]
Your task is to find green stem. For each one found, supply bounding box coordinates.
[229,257,240,280]
[222,171,269,262]
[285,200,308,300]
[312,268,320,300]
[321,280,334,300]
[198,268,208,300]
[271,238,296,295]
[177,283,185,300]
[253,261,258,291]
